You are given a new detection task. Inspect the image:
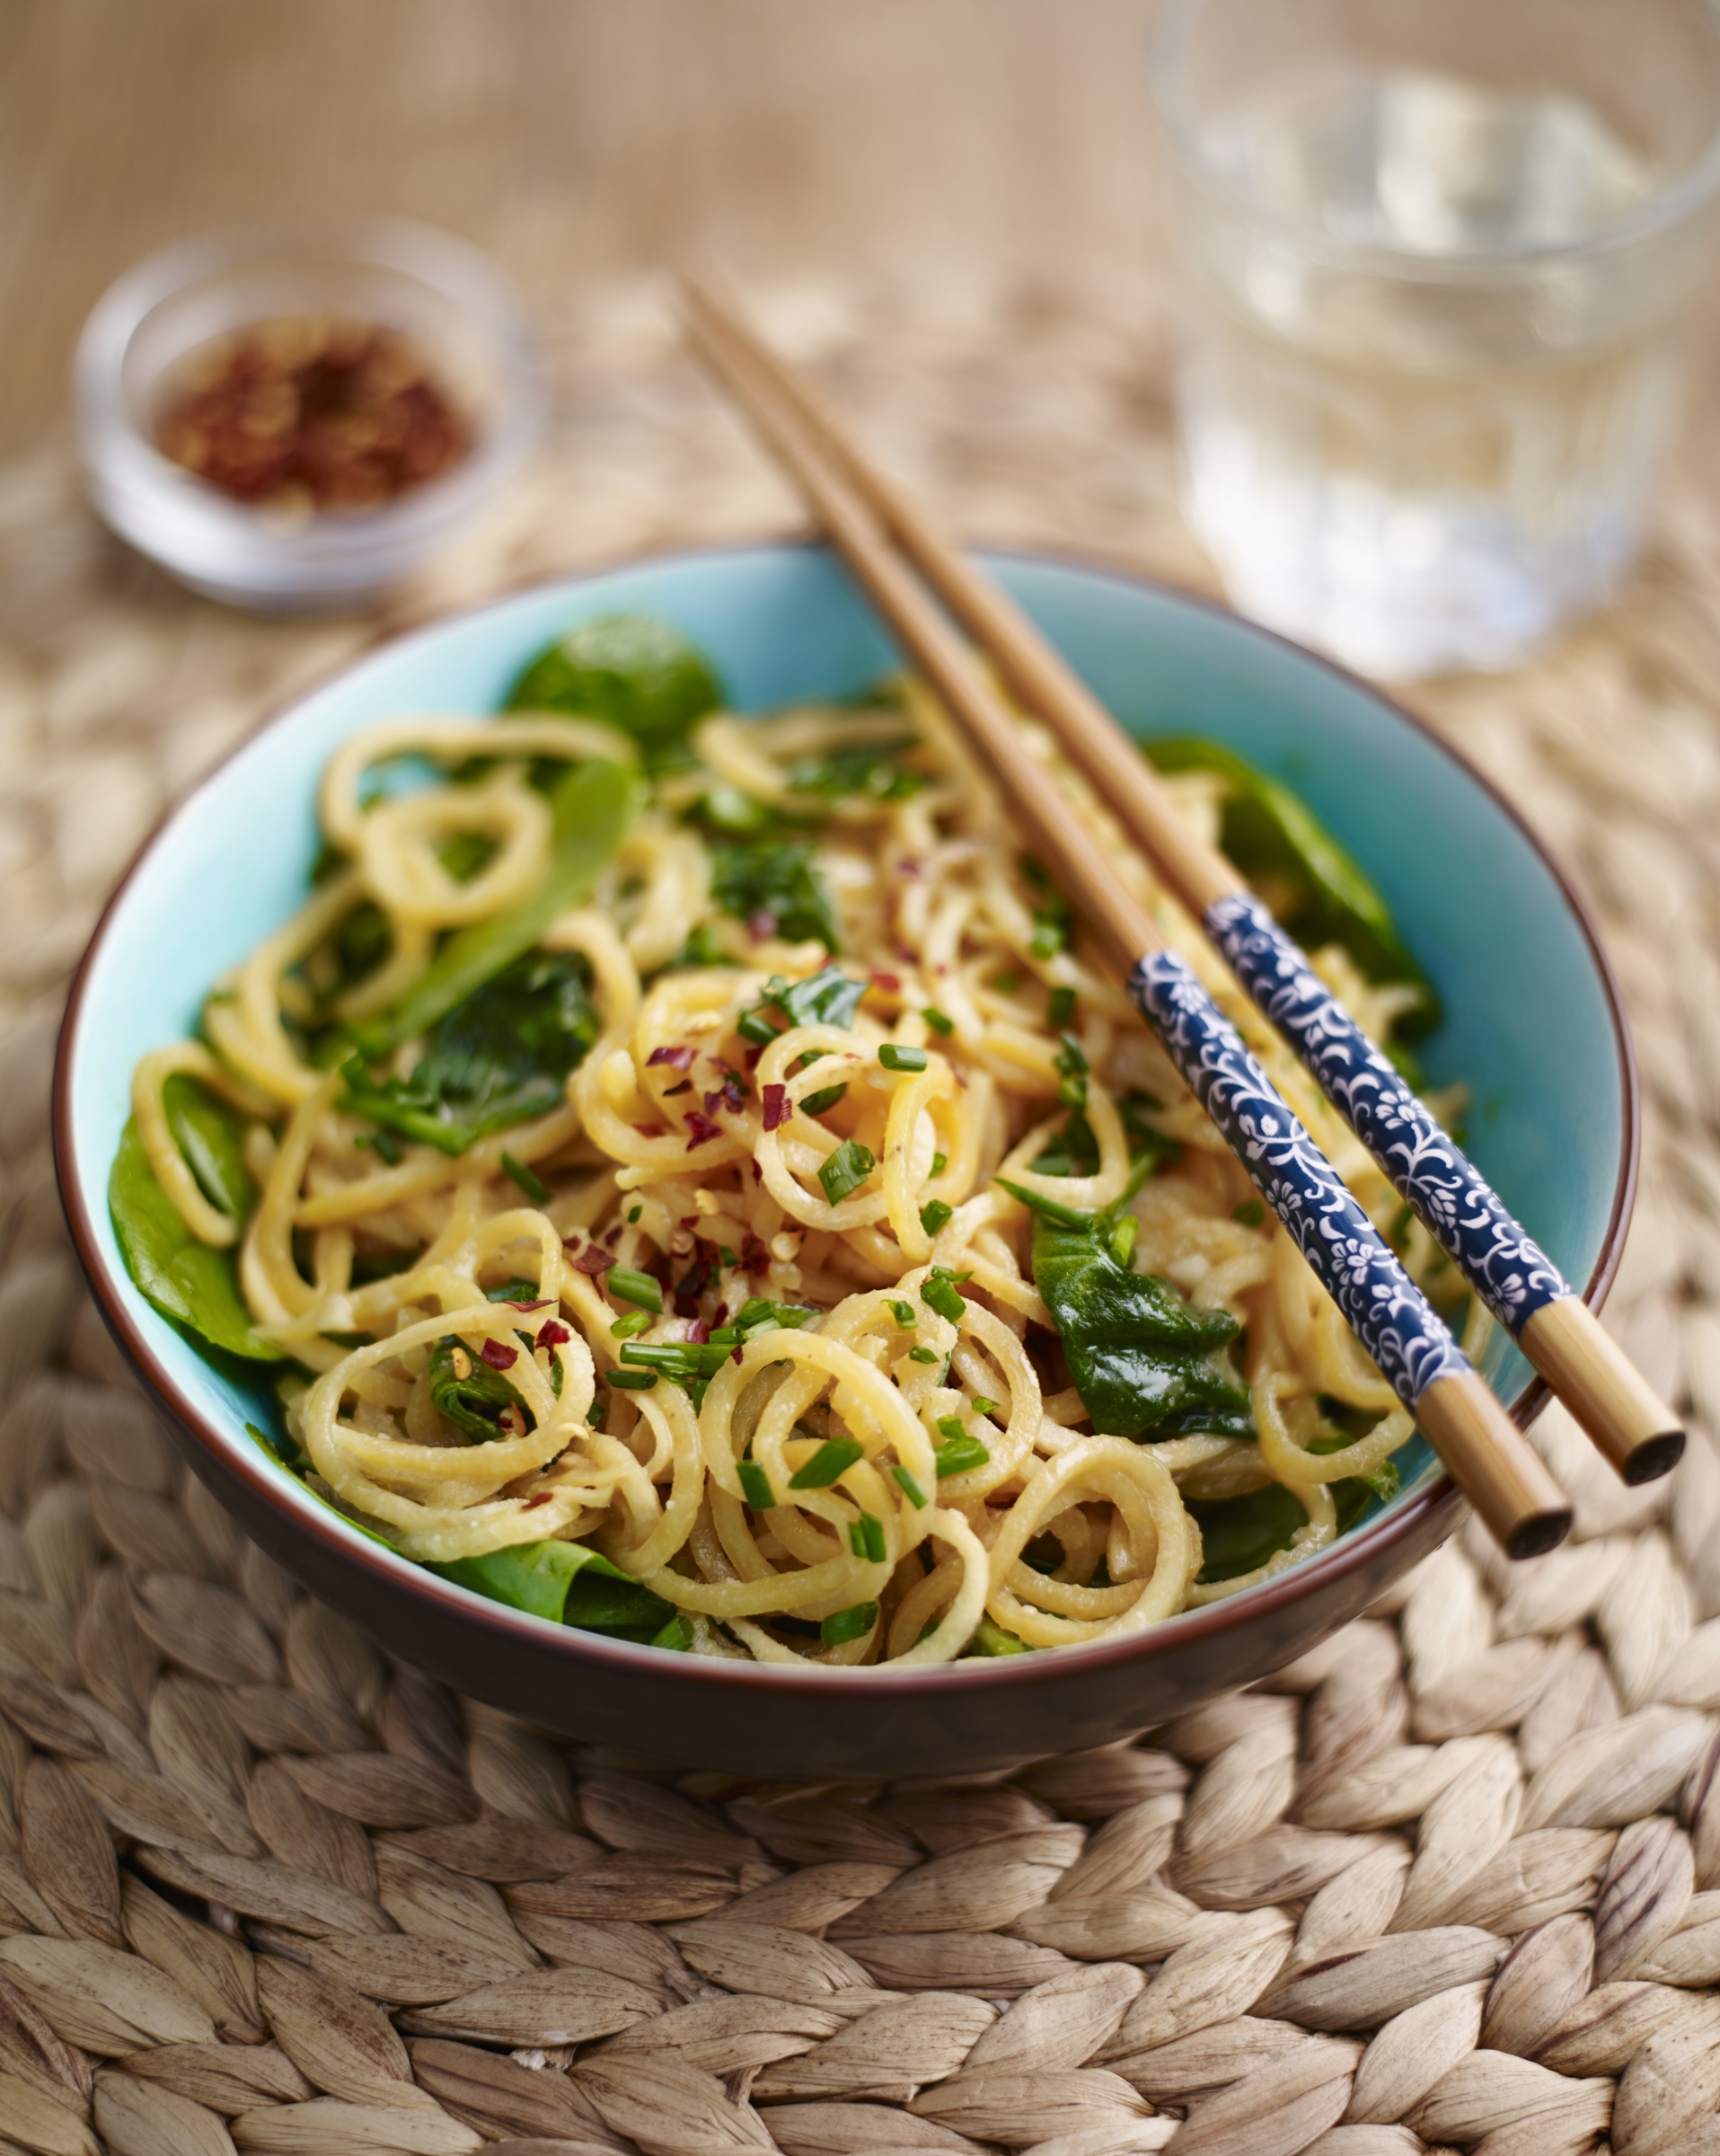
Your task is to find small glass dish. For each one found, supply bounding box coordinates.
[75,216,548,613]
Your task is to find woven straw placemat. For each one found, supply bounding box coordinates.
[4,278,1720,2156]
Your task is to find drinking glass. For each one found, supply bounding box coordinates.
[1152,0,1720,678]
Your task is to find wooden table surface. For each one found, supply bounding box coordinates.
[0,0,1166,464]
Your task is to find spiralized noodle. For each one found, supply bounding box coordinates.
[130,671,1472,1666]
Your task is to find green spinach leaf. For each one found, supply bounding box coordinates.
[711,842,839,950]
[434,1537,677,1640]
[428,1327,561,1441]
[163,1073,257,1224]
[1031,1209,1248,1439]
[110,1118,282,1363]
[1186,1482,1308,1583]
[787,738,927,802]
[1144,737,1438,1038]
[1032,1090,1180,1182]
[343,950,598,1157]
[506,614,723,760]
[356,758,639,1058]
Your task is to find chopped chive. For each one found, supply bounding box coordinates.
[605,1368,658,1391]
[922,1006,955,1035]
[879,1043,928,1073]
[737,1458,775,1510]
[802,1082,849,1116]
[888,1299,916,1327]
[607,1266,663,1312]
[1047,985,1077,1028]
[848,1511,886,1562]
[908,1345,939,1365]
[921,1272,965,1323]
[500,1151,551,1205]
[610,1310,652,1339]
[1233,1197,1266,1228]
[360,1127,403,1165]
[586,1401,605,1426]
[818,1139,876,1206]
[650,1612,695,1651]
[994,1176,1095,1229]
[933,1430,992,1477]
[627,1205,642,1224]
[1108,1215,1140,1268]
[719,1245,739,1267]
[972,1396,999,1418]
[737,1006,781,1046]
[892,1465,929,1509]
[931,1152,948,1177]
[920,1198,954,1235]
[789,1436,866,1489]
[992,970,1020,992]
[821,1601,878,1647]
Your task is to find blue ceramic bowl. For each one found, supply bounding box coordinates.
[55,544,1635,1780]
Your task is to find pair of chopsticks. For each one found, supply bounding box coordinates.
[684,278,1683,1560]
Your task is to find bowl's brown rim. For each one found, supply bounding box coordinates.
[52,535,1640,1701]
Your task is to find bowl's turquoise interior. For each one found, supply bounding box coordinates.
[66,543,1626,1582]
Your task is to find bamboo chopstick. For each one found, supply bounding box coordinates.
[683,278,1681,1496]
[684,284,1573,1560]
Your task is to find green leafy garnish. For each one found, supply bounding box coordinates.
[356,758,640,1056]
[433,1537,677,1640]
[507,613,723,759]
[501,1152,551,1204]
[921,1269,966,1323]
[849,1512,886,1561]
[1186,1483,1308,1583]
[922,1007,954,1035]
[888,1300,916,1327]
[606,1267,663,1312]
[1234,1198,1266,1227]
[110,1118,281,1363]
[789,1436,866,1489]
[737,1459,775,1510]
[341,949,598,1158]
[819,1140,875,1206]
[893,1465,929,1507]
[907,1346,939,1365]
[163,1074,256,1223]
[933,1428,991,1478]
[1031,1209,1249,1440]
[966,1616,1029,1657]
[787,739,927,802]
[920,1199,953,1235]
[822,1602,878,1647]
[1030,1091,1178,1184]
[741,963,868,1047]
[1144,737,1438,1039]
[879,1043,927,1073]
[711,842,840,950]
[1047,986,1077,1029]
[606,1368,658,1391]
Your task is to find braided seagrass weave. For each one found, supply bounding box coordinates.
[4,278,1720,2156]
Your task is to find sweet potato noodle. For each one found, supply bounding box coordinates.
[123,631,1477,1666]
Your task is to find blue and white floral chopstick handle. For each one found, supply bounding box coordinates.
[1206,895,1680,1486]
[1130,950,1572,1557]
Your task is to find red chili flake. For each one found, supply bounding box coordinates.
[747,909,778,941]
[647,1045,694,1070]
[684,1110,723,1148]
[685,1316,710,1346]
[664,1081,692,1097]
[702,1090,724,1118]
[537,1319,570,1348]
[506,1296,551,1312]
[524,1491,554,1509]
[744,1045,765,1071]
[154,319,472,513]
[481,1339,517,1372]
[568,1244,613,1276]
[762,1084,789,1132]
[634,1123,665,1138]
[732,1345,745,1365]
[604,1224,624,1247]
[900,857,922,877]
[752,1159,763,1183]
[741,1233,772,1272]
[679,1215,700,1229]
[870,971,901,993]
